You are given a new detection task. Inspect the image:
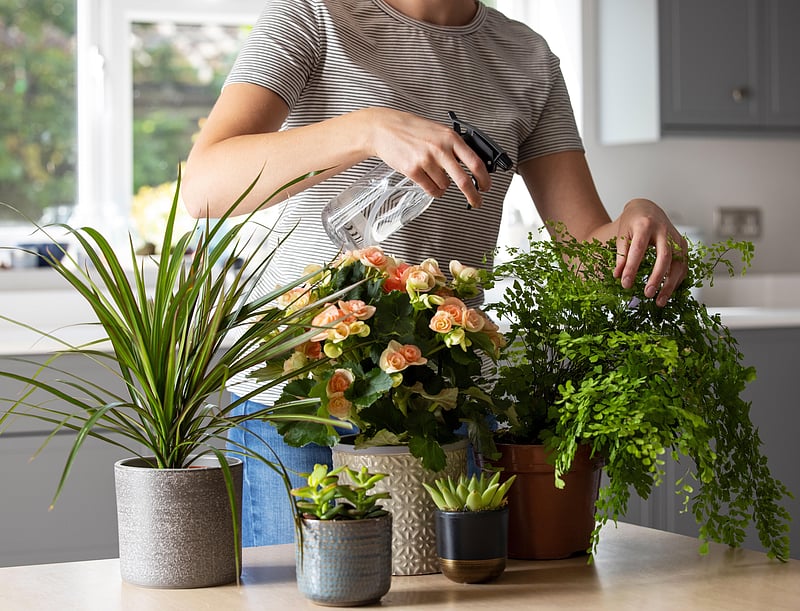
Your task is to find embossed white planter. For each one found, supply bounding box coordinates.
[331,440,467,575]
[114,455,243,588]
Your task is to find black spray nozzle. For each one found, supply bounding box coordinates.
[449,111,512,174]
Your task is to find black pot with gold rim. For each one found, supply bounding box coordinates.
[434,507,509,583]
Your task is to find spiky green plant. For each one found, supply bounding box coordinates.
[424,472,515,512]
[0,170,356,577]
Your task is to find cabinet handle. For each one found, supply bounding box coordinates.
[731,87,750,102]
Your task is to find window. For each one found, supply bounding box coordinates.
[0,1,262,265]
[0,0,77,246]
[77,0,264,253]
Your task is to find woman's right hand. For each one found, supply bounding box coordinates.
[363,107,490,209]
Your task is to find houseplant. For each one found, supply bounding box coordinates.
[423,471,515,583]
[249,245,504,574]
[251,245,504,471]
[478,226,792,561]
[0,171,350,587]
[292,463,393,606]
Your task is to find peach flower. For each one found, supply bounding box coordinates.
[463,308,486,332]
[302,341,323,360]
[429,310,455,333]
[310,304,343,342]
[338,299,377,321]
[438,297,467,325]
[329,321,352,343]
[378,340,426,373]
[358,246,389,270]
[327,392,353,419]
[398,343,426,366]
[384,262,412,292]
[419,258,446,284]
[276,286,310,310]
[402,266,436,292]
[379,349,408,374]
[327,368,355,395]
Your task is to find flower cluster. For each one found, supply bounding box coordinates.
[254,246,504,471]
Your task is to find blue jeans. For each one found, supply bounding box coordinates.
[227,394,332,546]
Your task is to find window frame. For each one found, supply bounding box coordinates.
[75,0,264,250]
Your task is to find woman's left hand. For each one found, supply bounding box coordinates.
[612,198,689,307]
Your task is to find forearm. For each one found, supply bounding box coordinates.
[182,111,373,218]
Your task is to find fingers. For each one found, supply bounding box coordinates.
[652,235,688,307]
[613,199,689,307]
[371,110,490,209]
[616,232,649,290]
[619,230,688,307]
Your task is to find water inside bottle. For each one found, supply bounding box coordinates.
[367,180,432,243]
[322,174,432,249]
[321,179,385,249]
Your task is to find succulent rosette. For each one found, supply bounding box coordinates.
[251,246,504,471]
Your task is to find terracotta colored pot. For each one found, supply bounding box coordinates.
[482,443,602,560]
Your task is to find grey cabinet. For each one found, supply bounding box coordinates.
[659,0,800,133]
[0,354,131,567]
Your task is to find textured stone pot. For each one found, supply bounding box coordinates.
[435,507,509,583]
[482,443,602,560]
[331,439,467,575]
[114,455,243,588]
[295,513,393,606]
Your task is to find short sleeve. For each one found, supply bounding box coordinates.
[517,52,584,163]
[224,0,321,109]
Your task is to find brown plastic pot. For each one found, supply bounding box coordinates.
[482,443,602,560]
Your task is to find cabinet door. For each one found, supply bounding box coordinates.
[764,0,800,127]
[660,0,762,130]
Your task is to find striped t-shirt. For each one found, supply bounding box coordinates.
[225,0,584,403]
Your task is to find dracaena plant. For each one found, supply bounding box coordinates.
[0,169,351,506]
[478,225,791,561]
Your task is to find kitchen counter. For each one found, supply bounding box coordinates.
[0,523,797,611]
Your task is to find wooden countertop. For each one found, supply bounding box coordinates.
[1,522,798,610]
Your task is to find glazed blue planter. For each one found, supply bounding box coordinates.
[295,513,393,606]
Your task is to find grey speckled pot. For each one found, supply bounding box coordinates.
[114,455,243,588]
[296,513,393,606]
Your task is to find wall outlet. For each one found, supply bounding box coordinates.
[714,207,762,239]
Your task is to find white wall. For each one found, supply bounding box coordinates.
[581,0,800,274]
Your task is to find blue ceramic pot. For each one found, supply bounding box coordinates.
[296,513,393,606]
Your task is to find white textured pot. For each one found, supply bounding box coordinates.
[114,455,243,588]
[331,440,467,575]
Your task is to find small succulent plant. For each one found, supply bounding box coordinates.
[291,463,391,520]
[424,471,516,512]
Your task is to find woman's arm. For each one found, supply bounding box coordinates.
[519,150,688,307]
[181,83,489,218]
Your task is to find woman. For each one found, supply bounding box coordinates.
[182,0,688,546]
